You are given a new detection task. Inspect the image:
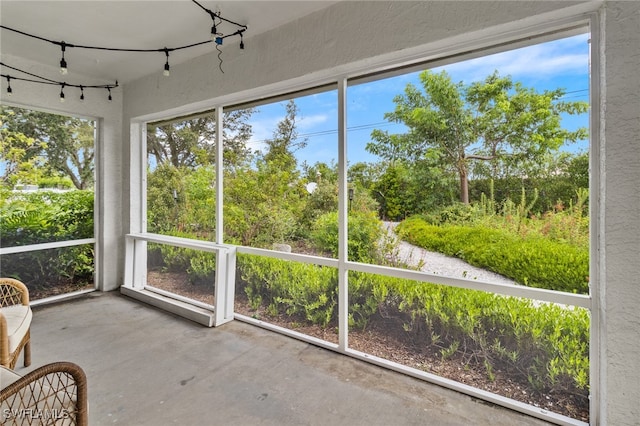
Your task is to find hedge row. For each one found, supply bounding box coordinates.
[236,253,589,398]
[395,216,589,294]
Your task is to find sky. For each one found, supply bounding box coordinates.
[245,32,591,168]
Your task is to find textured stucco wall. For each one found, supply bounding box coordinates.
[600,2,640,424]
[0,54,124,292]
[122,1,583,119]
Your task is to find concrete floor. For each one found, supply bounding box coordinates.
[16,291,553,426]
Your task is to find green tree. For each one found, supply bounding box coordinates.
[0,123,45,187]
[0,106,95,189]
[367,70,588,204]
[374,164,407,221]
[224,100,307,246]
[147,109,254,169]
[261,100,307,170]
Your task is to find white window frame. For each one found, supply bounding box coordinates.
[125,11,599,426]
[0,105,99,304]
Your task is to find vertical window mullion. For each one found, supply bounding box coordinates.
[338,78,349,351]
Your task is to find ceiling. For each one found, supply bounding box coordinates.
[0,1,338,85]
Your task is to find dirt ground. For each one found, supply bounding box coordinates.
[147,270,589,422]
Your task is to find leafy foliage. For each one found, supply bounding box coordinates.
[367,70,588,204]
[147,109,254,169]
[0,106,95,189]
[0,190,95,290]
[238,254,338,326]
[396,216,589,294]
[237,255,589,399]
[311,211,384,263]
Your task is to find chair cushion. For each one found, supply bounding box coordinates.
[0,365,21,388]
[0,305,32,352]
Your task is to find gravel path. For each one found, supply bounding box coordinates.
[384,222,518,286]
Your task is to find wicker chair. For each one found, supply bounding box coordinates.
[0,278,32,369]
[0,361,88,425]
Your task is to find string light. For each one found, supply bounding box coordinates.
[192,0,246,43]
[59,41,68,74]
[1,61,118,102]
[163,48,170,77]
[210,23,217,41]
[107,87,112,102]
[0,1,247,100]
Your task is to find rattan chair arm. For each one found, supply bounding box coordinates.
[0,278,30,307]
[0,361,88,425]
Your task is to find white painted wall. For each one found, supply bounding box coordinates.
[598,2,640,424]
[0,54,123,293]
[122,1,586,118]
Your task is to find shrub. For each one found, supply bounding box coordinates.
[237,254,338,327]
[310,210,383,263]
[396,217,589,294]
[235,253,589,399]
[387,278,589,395]
[0,190,95,290]
[147,231,218,286]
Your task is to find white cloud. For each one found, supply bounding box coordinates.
[298,113,330,130]
[439,34,590,83]
[246,115,282,152]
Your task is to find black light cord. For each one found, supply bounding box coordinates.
[191,0,248,31]
[0,1,246,55]
[0,0,248,90]
[1,61,118,101]
[0,24,219,54]
[0,62,118,89]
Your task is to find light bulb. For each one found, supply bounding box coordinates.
[163,63,170,77]
[59,42,68,74]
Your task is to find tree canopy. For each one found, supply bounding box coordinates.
[0,106,95,189]
[367,70,588,203]
[147,108,254,169]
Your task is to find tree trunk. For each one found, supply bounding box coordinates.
[459,167,469,204]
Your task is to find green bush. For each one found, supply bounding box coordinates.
[237,254,338,327]
[0,190,95,289]
[147,231,218,286]
[396,217,589,294]
[236,253,589,398]
[387,277,589,394]
[310,210,383,263]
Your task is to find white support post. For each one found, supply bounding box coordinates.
[212,245,236,326]
[213,249,227,326]
[133,240,147,290]
[215,107,224,245]
[337,78,349,351]
[123,235,134,288]
[213,246,236,326]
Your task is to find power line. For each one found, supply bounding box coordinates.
[247,121,397,147]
